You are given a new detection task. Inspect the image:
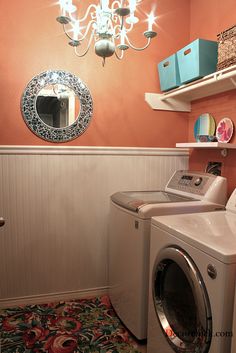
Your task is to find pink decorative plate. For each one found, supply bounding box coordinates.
[216,118,234,143]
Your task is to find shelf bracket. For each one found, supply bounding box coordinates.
[145,93,191,112]
[213,72,219,81]
[230,77,236,87]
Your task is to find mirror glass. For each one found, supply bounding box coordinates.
[21,70,93,142]
[36,84,80,128]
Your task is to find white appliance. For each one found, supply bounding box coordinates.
[148,188,236,353]
[108,170,227,340]
[231,283,236,353]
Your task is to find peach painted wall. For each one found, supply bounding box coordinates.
[188,0,236,196]
[0,0,190,147]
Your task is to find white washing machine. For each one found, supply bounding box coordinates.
[148,188,236,353]
[108,170,227,340]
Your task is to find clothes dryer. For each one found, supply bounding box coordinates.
[108,170,227,340]
[148,189,236,353]
[231,283,236,353]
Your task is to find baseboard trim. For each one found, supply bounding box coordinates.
[0,287,109,308]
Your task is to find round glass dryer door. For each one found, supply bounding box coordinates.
[153,246,212,353]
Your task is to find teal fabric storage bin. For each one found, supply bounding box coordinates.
[158,54,180,91]
[177,39,218,84]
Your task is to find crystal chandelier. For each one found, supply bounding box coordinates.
[56,0,157,65]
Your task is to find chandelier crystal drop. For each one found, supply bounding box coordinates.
[56,0,157,65]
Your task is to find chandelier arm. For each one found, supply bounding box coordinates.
[115,50,125,60]
[62,20,95,43]
[125,36,151,51]
[120,16,124,30]
[74,31,95,57]
[73,4,98,23]
[113,22,134,39]
[124,22,134,33]
[111,1,123,13]
[113,21,134,40]
[113,24,122,38]
[62,24,74,41]
[77,20,96,41]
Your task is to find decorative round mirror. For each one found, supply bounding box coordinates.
[21,70,93,142]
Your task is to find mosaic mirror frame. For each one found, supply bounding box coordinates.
[21,70,93,142]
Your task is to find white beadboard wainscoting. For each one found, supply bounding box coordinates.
[0,146,189,307]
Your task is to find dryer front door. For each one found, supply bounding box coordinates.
[152,246,212,353]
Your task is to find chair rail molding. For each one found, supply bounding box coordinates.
[0,145,189,156]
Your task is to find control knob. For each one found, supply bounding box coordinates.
[194,177,203,186]
[0,217,5,227]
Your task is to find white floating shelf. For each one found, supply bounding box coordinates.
[145,65,236,112]
[176,142,236,149]
[176,142,236,156]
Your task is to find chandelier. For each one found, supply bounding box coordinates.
[56,0,157,65]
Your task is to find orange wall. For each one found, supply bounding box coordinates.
[0,0,190,147]
[188,0,236,195]
[1,0,235,194]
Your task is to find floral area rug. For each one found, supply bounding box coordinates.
[0,295,142,353]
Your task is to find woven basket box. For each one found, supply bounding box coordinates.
[217,24,236,70]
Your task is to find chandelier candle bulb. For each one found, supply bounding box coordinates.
[72,21,80,40]
[102,0,109,11]
[59,0,66,16]
[129,0,137,13]
[67,0,77,14]
[55,0,157,63]
[120,29,126,45]
[148,10,155,32]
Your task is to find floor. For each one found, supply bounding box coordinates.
[135,341,147,353]
[0,295,147,353]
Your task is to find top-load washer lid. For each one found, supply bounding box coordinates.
[111,191,196,212]
[110,170,227,217]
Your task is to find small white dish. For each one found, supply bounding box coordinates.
[194,113,216,142]
[216,118,234,143]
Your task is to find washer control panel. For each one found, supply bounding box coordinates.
[166,171,215,196]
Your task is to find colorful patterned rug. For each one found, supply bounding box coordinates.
[0,295,142,353]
